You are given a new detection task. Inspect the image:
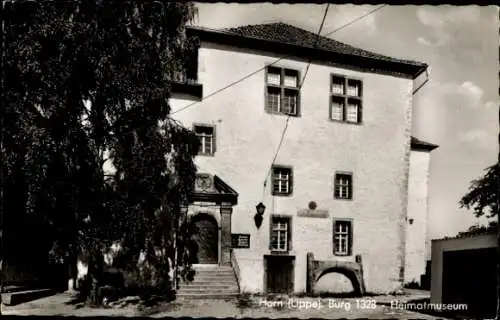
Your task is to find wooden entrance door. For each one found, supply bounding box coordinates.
[191,214,218,264]
[265,255,294,293]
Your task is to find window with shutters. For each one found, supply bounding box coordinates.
[333,220,353,256]
[265,67,300,116]
[334,172,353,200]
[270,215,292,252]
[271,165,293,196]
[330,75,363,124]
[194,124,215,156]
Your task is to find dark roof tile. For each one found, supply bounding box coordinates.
[222,22,426,69]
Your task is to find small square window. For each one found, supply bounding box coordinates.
[334,173,352,200]
[333,220,353,256]
[194,125,215,156]
[272,166,292,196]
[270,216,292,252]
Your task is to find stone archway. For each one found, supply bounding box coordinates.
[316,267,362,295]
[189,213,219,264]
[306,252,366,296]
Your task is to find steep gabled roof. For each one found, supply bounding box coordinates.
[224,23,425,69]
[187,22,428,79]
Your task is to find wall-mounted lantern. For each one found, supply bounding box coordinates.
[254,202,266,229]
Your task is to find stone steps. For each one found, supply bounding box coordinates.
[176,292,239,299]
[1,288,56,306]
[176,265,239,299]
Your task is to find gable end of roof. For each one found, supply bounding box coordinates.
[187,23,428,79]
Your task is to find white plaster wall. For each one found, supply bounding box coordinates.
[170,42,414,294]
[430,234,497,303]
[404,150,431,284]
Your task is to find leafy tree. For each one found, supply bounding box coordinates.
[460,164,499,218]
[2,0,200,305]
[460,163,500,319]
[456,220,498,238]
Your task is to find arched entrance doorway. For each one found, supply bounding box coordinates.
[189,213,219,264]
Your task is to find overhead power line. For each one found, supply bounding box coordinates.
[262,4,330,198]
[171,4,387,116]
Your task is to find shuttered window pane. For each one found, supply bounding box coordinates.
[331,99,344,121]
[204,137,212,154]
[347,81,361,97]
[267,72,281,86]
[267,88,281,113]
[347,101,359,123]
[331,78,344,94]
[283,91,297,115]
[284,75,298,88]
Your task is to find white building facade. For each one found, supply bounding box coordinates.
[169,23,437,295]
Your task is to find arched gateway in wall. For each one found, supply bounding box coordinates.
[307,252,366,296]
[183,173,238,265]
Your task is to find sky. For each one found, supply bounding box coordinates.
[192,4,499,240]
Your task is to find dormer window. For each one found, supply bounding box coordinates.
[265,67,300,116]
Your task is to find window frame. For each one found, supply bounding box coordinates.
[193,123,216,156]
[269,214,293,253]
[329,74,363,124]
[333,219,353,256]
[334,171,353,200]
[271,165,293,197]
[265,66,301,117]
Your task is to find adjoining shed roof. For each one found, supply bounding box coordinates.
[188,22,428,79]
[411,136,439,152]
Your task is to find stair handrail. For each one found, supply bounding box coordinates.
[230,249,241,292]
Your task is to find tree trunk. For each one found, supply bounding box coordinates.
[85,251,103,307]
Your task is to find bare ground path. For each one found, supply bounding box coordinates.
[2,291,446,319]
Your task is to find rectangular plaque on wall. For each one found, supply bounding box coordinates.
[232,234,250,248]
[297,209,329,218]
